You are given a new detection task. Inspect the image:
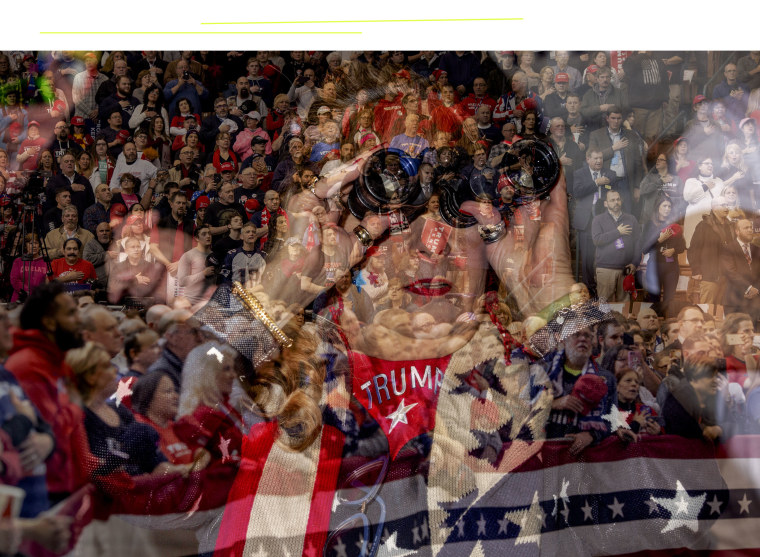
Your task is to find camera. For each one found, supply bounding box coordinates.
[182,70,190,81]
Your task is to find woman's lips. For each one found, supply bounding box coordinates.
[404,278,453,297]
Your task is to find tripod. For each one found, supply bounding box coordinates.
[6,199,53,303]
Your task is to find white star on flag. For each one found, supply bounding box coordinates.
[376,532,415,557]
[503,490,544,547]
[602,405,631,431]
[739,493,753,514]
[581,499,593,522]
[608,497,625,519]
[207,346,224,362]
[386,398,418,432]
[651,480,706,533]
[112,378,134,407]
[706,494,723,515]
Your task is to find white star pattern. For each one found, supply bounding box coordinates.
[411,524,421,544]
[333,537,347,557]
[706,494,723,515]
[112,378,134,408]
[739,493,753,514]
[376,532,415,557]
[651,480,706,534]
[476,513,487,536]
[602,405,631,432]
[420,516,429,541]
[581,499,593,522]
[385,398,418,432]
[608,497,625,519]
[645,497,660,515]
[456,520,466,538]
[503,491,544,547]
[497,515,510,535]
[335,538,347,557]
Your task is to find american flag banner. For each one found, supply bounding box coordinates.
[85,326,760,557]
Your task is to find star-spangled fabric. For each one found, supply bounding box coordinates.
[93,323,760,556]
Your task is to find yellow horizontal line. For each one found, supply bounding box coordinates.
[201,18,522,24]
[40,31,362,35]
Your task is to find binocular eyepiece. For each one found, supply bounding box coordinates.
[347,139,560,228]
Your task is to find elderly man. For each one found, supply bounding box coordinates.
[544,325,616,456]
[82,183,113,234]
[712,63,750,123]
[551,50,583,91]
[45,206,94,260]
[665,305,706,352]
[80,304,124,361]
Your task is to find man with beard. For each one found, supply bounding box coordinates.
[543,325,616,456]
[206,182,248,241]
[51,237,97,285]
[98,75,139,131]
[226,76,258,114]
[149,191,194,304]
[5,282,96,504]
[200,98,244,153]
[44,205,94,260]
[109,140,158,196]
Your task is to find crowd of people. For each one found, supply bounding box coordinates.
[0,49,757,555]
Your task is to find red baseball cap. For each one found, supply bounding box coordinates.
[220,161,235,173]
[195,195,210,210]
[555,72,570,83]
[71,116,85,127]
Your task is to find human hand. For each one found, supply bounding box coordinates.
[567,431,593,456]
[617,224,632,235]
[612,138,629,151]
[551,395,585,414]
[20,515,72,554]
[19,432,54,472]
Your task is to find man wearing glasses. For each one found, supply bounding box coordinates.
[200,99,244,153]
[664,305,706,352]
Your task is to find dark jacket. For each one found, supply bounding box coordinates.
[688,214,732,282]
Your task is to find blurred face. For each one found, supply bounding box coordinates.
[62,209,78,229]
[265,192,280,212]
[214,100,228,117]
[40,151,53,167]
[606,112,623,132]
[655,155,668,171]
[178,99,190,113]
[679,309,704,340]
[658,200,672,220]
[691,372,720,398]
[566,329,594,362]
[123,143,137,163]
[727,145,742,166]
[524,113,536,130]
[151,375,179,421]
[95,185,112,204]
[565,96,580,113]
[275,215,288,235]
[617,371,640,403]
[96,223,111,243]
[587,151,603,171]
[604,192,622,213]
[737,219,754,243]
[64,241,80,262]
[473,78,487,96]
[638,310,659,332]
[441,86,455,104]
[597,72,611,89]
[60,154,75,174]
[172,195,188,218]
[91,359,118,396]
